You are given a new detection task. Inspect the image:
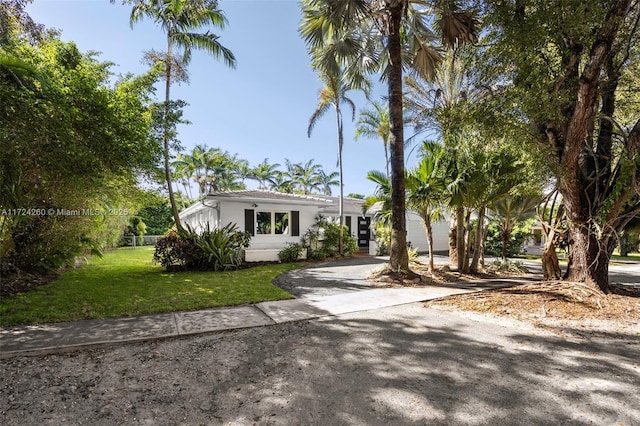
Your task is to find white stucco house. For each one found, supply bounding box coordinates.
[179,190,451,262]
[179,190,376,262]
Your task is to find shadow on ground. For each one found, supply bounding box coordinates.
[2,304,638,425]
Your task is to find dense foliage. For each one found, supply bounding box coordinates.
[1,16,160,274]
[135,193,174,235]
[475,0,640,291]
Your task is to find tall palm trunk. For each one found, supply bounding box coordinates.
[387,2,409,272]
[335,103,344,256]
[163,37,185,234]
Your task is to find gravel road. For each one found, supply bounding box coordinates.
[2,303,639,425]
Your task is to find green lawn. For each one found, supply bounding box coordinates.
[1,247,298,326]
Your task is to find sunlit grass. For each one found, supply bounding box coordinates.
[1,247,298,326]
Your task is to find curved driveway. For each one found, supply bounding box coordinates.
[273,256,387,298]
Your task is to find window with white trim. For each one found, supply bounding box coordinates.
[256,211,289,235]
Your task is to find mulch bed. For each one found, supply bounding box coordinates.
[1,271,58,299]
[369,261,640,334]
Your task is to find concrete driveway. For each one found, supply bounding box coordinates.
[272,256,387,297]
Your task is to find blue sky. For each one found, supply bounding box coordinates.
[26,0,416,196]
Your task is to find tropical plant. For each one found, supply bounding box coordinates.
[1,30,160,274]
[363,170,393,226]
[172,145,247,196]
[278,243,305,262]
[269,170,294,194]
[484,220,534,259]
[490,195,542,261]
[302,215,357,259]
[317,170,340,196]
[307,69,360,255]
[252,158,281,190]
[356,100,391,177]
[406,142,446,272]
[285,159,323,195]
[153,223,250,271]
[128,0,236,233]
[300,0,478,273]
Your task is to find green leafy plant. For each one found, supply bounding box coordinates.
[373,223,391,256]
[302,215,358,260]
[488,259,529,273]
[278,243,304,262]
[153,223,250,271]
[484,221,532,258]
[194,223,249,271]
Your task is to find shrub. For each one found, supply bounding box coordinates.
[488,259,529,273]
[153,223,250,271]
[278,243,304,262]
[152,232,200,271]
[373,223,391,255]
[302,216,358,260]
[193,223,249,271]
[484,221,531,257]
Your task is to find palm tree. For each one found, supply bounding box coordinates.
[128,0,236,233]
[317,170,340,196]
[286,159,323,195]
[269,171,294,194]
[491,195,542,261]
[363,169,393,227]
[406,142,446,273]
[235,159,252,185]
[300,0,477,273]
[252,158,281,190]
[307,70,358,255]
[355,100,391,177]
[405,50,489,272]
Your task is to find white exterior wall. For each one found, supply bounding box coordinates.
[406,211,450,253]
[219,201,319,251]
[181,205,218,233]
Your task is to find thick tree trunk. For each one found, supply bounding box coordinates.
[551,0,632,293]
[564,221,613,293]
[387,3,409,272]
[541,228,561,280]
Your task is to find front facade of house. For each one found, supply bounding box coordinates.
[179,190,375,261]
[179,190,450,261]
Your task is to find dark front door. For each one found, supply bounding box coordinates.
[357,216,371,249]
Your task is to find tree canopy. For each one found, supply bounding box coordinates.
[1,18,161,272]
